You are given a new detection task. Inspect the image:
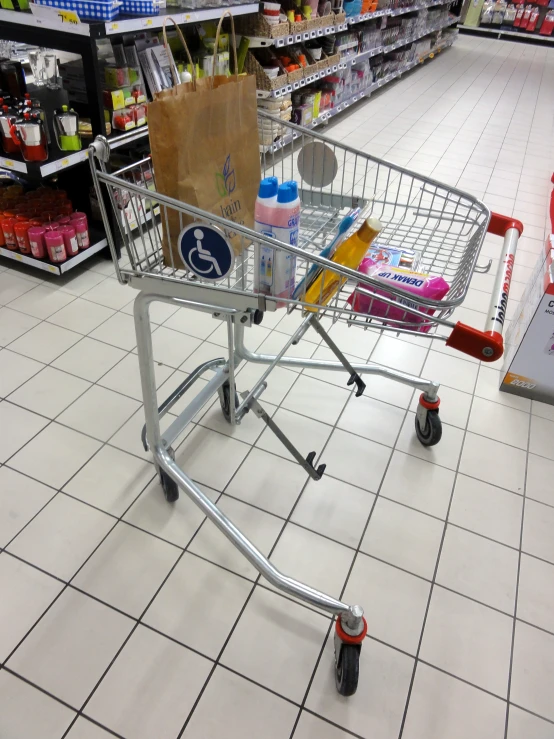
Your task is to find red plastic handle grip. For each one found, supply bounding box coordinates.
[446,324,504,362]
[487,212,524,238]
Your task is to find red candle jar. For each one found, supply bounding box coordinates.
[14,221,31,254]
[73,217,90,249]
[44,230,67,262]
[29,218,42,227]
[58,201,73,216]
[58,225,79,256]
[28,226,46,258]
[1,217,17,250]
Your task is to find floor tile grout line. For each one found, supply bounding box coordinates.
[396,360,482,739]
[488,46,553,739]
[288,324,440,738]
[388,43,548,739]
[171,346,364,736]
[503,382,534,738]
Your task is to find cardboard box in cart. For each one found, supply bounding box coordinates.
[500,235,554,404]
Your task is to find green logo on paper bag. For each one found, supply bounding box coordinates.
[215,154,236,197]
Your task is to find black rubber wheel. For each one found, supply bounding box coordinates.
[335,644,360,697]
[160,468,179,503]
[415,408,442,446]
[219,381,239,424]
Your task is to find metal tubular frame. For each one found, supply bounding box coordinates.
[133,289,364,624]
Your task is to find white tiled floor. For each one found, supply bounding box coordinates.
[1,32,554,739]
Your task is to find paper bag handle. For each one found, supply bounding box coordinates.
[162,16,197,90]
[212,10,238,85]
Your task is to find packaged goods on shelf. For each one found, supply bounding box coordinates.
[33,0,122,21]
[0,185,91,264]
[258,94,292,144]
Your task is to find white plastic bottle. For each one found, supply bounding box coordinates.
[270,181,301,305]
[254,176,278,294]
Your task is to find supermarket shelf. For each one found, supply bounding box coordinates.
[0,236,107,275]
[0,203,159,275]
[0,127,150,178]
[258,14,458,99]
[458,23,554,45]
[0,154,28,174]
[0,3,258,38]
[249,0,454,49]
[260,31,456,153]
[104,3,259,34]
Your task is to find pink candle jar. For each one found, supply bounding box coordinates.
[44,230,67,263]
[58,225,79,256]
[56,216,71,226]
[73,217,90,249]
[70,211,88,224]
[42,221,59,232]
[28,226,46,258]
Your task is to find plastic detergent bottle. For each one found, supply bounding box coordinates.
[254,176,278,237]
[273,180,301,247]
[254,176,279,294]
[270,181,300,305]
[254,178,301,307]
[304,216,382,309]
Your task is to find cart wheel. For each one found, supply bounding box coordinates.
[415,408,442,446]
[160,468,179,503]
[335,643,360,696]
[219,381,239,424]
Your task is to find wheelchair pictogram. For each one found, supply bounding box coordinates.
[177,223,234,281]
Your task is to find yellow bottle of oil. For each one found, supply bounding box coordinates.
[304,217,382,309]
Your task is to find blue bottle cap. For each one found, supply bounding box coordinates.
[277,180,298,203]
[258,176,278,198]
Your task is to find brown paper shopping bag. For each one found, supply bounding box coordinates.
[147,13,261,265]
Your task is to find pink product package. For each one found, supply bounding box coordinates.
[348,257,450,333]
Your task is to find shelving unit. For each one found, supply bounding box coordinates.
[458,23,554,44]
[0,3,256,276]
[0,234,107,274]
[260,27,457,153]
[0,3,258,137]
[0,1,459,276]
[256,7,457,99]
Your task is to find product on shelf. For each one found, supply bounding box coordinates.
[10,111,48,162]
[0,185,91,263]
[52,106,81,152]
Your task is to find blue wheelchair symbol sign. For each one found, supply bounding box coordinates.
[178,223,235,281]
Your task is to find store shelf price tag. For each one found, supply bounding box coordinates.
[31,4,80,24]
[56,158,71,171]
[141,17,154,27]
[0,157,15,169]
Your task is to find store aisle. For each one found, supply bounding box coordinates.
[1,33,554,739]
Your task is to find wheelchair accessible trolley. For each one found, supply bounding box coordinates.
[89,111,521,696]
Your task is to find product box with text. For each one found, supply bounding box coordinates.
[500,235,554,403]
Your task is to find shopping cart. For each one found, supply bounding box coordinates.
[89,111,522,696]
